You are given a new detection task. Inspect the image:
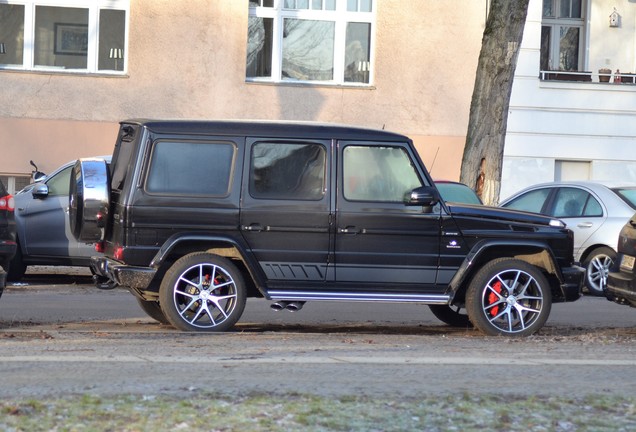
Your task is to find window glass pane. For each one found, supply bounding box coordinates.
[347,0,357,12]
[250,143,326,200]
[613,189,636,210]
[560,0,581,18]
[559,26,579,70]
[297,0,309,9]
[343,146,421,202]
[247,17,273,78]
[583,196,602,217]
[540,26,551,70]
[284,0,295,9]
[553,188,589,218]
[146,141,235,196]
[282,19,334,81]
[325,0,336,10]
[542,0,554,17]
[312,0,322,10]
[46,166,72,196]
[344,22,370,83]
[98,9,126,71]
[359,0,372,12]
[504,189,551,213]
[0,4,25,66]
[35,6,88,69]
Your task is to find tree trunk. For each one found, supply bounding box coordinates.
[459,0,530,205]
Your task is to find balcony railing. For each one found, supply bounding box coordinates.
[539,70,635,84]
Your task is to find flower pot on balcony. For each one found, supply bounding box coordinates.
[598,68,612,82]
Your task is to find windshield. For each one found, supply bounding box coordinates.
[436,182,481,205]
[613,188,636,210]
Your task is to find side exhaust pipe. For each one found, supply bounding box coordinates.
[270,301,289,311]
[285,301,305,312]
[270,301,306,312]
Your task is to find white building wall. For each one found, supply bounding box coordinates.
[501,0,636,201]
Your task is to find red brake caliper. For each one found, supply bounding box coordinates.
[488,281,502,316]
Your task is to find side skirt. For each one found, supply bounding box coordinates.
[267,290,450,304]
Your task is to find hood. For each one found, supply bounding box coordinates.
[445,202,565,228]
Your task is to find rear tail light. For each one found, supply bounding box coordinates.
[95,241,105,253]
[0,195,14,211]
[114,246,124,261]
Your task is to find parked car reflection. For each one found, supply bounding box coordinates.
[500,181,636,295]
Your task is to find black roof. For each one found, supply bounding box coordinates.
[122,119,410,142]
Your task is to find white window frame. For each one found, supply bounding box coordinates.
[0,0,129,75]
[248,0,375,86]
[541,0,587,72]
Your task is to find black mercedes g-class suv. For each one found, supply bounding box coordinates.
[70,120,583,336]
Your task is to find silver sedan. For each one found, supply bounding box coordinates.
[500,181,636,296]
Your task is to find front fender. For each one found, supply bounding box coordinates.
[448,239,564,298]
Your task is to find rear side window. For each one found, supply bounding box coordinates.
[552,187,602,218]
[146,140,235,196]
[249,142,326,200]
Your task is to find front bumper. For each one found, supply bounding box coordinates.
[91,256,156,292]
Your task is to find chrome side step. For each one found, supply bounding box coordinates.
[267,290,450,304]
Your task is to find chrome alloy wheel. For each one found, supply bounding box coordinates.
[171,262,240,329]
[480,269,546,334]
[586,253,613,295]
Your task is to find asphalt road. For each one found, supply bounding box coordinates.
[0,269,635,399]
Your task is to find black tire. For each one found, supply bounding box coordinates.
[583,247,616,296]
[6,244,26,282]
[429,304,472,328]
[69,158,110,243]
[465,258,552,337]
[135,298,170,325]
[159,252,246,332]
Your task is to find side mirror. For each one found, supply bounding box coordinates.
[406,186,440,207]
[32,171,46,183]
[31,183,49,199]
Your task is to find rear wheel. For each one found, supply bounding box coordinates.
[159,252,246,332]
[466,258,552,337]
[6,244,26,282]
[69,158,110,243]
[136,298,170,325]
[429,304,472,328]
[583,247,616,296]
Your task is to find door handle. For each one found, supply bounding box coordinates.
[339,226,361,234]
[577,222,593,228]
[242,223,264,232]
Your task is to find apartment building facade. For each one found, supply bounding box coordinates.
[0,0,487,193]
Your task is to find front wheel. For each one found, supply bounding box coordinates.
[583,247,616,296]
[159,253,246,332]
[465,258,552,337]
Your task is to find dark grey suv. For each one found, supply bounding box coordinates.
[70,120,584,336]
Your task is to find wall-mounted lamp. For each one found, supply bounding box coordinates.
[0,43,6,54]
[109,48,123,70]
[610,8,621,27]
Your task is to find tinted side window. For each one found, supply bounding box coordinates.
[250,142,326,200]
[504,188,552,214]
[146,140,235,196]
[343,145,422,202]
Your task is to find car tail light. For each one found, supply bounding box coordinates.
[114,246,124,261]
[0,194,14,211]
[95,241,104,253]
